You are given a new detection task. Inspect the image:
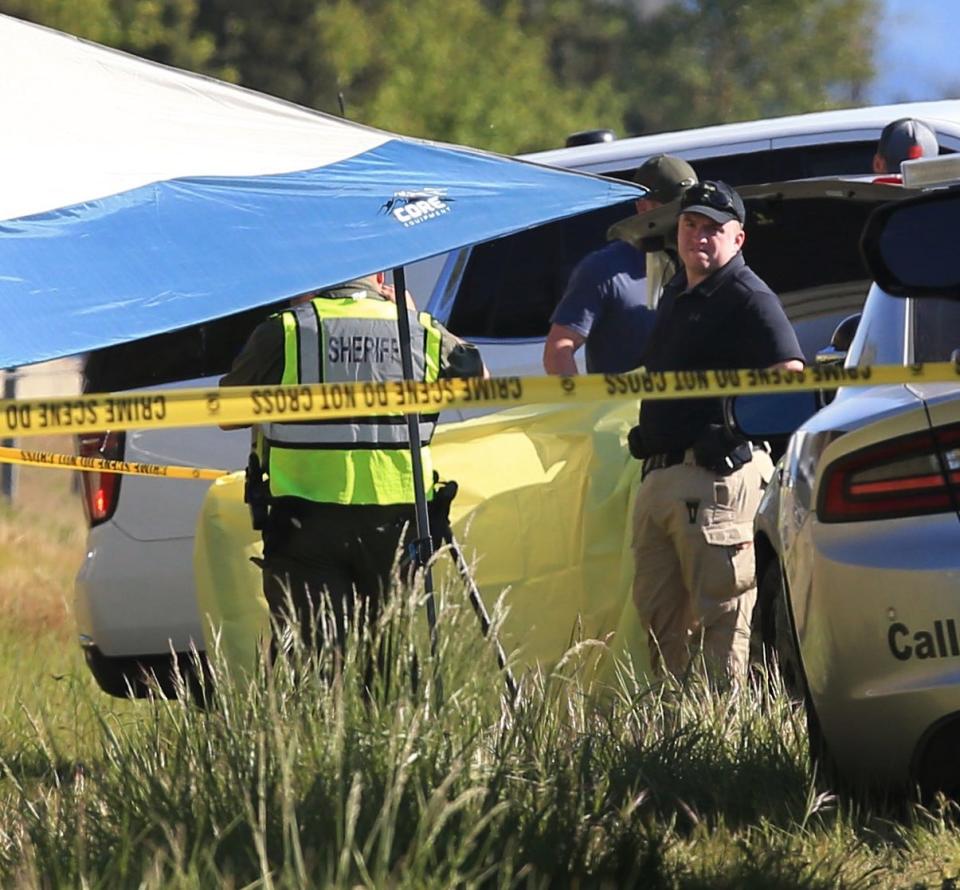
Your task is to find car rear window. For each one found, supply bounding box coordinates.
[743,196,876,294]
[447,201,636,338]
[83,301,287,393]
[445,193,877,342]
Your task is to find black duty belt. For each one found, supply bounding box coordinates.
[641,449,686,480]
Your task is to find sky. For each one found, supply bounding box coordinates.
[871,0,958,104]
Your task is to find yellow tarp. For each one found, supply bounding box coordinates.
[194,401,651,680]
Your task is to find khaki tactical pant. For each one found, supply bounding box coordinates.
[631,450,772,682]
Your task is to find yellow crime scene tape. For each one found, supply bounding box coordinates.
[0,361,957,480]
[0,446,228,480]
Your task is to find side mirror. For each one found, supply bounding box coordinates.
[861,188,960,299]
[725,391,823,442]
[814,313,861,366]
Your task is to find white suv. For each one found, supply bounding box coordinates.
[424,100,960,385]
[75,100,960,697]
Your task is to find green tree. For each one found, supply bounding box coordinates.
[193,0,340,110]
[516,0,878,135]
[0,0,223,75]
[4,0,880,148]
[193,0,623,153]
[505,0,634,94]
[319,0,624,152]
[625,0,877,133]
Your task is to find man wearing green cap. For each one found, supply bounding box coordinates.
[543,154,697,376]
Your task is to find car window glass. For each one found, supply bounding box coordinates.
[846,284,907,367]
[604,143,880,190]
[690,141,881,183]
[912,296,960,362]
[441,138,910,342]
[776,141,883,178]
[446,201,636,338]
[744,197,876,294]
[83,301,287,392]
[791,313,857,363]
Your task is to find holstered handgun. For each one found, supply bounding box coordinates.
[429,477,459,550]
[406,475,459,570]
[692,424,753,476]
[243,451,271,531]
[627,424,649,460]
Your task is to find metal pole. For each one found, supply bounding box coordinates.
[1,370,16,501]
[392,266,443,708]
[443,527,518,702]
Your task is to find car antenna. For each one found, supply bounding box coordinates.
[337,91,347,118]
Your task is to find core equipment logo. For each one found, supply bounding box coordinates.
[382,189,452,227]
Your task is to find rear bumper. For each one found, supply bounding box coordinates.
[74,522,206,657]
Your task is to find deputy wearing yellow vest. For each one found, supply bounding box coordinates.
[220,273,485,653]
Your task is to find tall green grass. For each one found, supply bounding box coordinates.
[0,473,958,887]
[1,579,959,887]
[0,456,142,761]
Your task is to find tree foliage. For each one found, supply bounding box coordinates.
[189,0,621,153]
[320,0,623,153]
[0,0,222,74]
[613,0,878,134]
[1,0,880,151]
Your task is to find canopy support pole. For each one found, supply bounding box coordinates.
[393,265,443,710]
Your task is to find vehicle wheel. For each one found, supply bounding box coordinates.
[756,560,803,700]
[83,646,213,706]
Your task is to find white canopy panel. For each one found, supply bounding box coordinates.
[0,15,387,220]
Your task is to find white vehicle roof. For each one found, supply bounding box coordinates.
[523,99,960,173]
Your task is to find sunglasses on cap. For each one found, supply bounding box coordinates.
[678,180,746,225]
[681,181,738,213]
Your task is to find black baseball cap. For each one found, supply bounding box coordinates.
[633,154,697,203]
[679,180,746,225]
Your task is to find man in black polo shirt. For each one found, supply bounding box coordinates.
[630,180,804,684]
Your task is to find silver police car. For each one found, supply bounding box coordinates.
[747,155,960,796]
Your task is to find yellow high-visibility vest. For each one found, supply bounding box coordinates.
[260,295,442,505]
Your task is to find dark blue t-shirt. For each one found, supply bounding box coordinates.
[549,240,655,373]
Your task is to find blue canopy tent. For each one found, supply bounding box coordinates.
[0,14,642,369]
[0,14,644,693]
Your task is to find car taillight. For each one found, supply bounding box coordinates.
[77,431,125,526]
[818,424,960,523]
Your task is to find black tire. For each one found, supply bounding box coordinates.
[755,559,803,700]
[83,646,213,706]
